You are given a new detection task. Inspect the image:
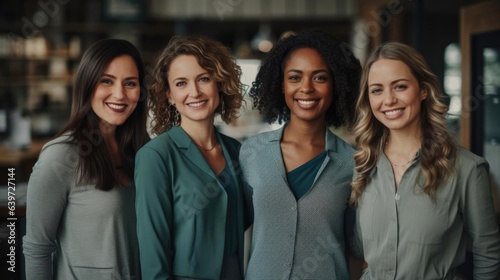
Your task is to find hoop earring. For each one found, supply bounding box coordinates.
[219,94,225,117]
[169,104,180,126]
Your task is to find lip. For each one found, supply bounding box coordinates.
[295,98,319,109]
[382,108,404,119]
[186,100,208,108]
[106,103,127,113]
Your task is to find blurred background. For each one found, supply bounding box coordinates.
[0,0,499,279]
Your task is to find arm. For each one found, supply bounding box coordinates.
[345,205,362,259]
[238,142,254,230]
[135,147,173,280]
[345,204,365,278]
[464,160,500,279]
[243,180,254,230]
[22,144,72,280]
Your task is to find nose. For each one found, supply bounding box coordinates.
[112,84,126,99]
[188,83,202,98]
[300,78,313,94]
[382,90,397,105]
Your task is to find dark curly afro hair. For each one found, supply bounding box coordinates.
[249,29,361,128]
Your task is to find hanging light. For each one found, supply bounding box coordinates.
[251,23,274,53]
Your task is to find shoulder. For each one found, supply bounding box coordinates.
[455,147,489,173]
[138,131,174,154]
[218,131,241,150]
[40,135,78,162]
[241,129,280,150]
[327,129,356,155]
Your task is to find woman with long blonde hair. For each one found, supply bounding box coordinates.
[351,42,500,279]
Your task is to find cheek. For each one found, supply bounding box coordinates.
[129,89,141,103]
[368,96,380,112]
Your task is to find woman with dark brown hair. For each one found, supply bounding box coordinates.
[135,35,250,280]
[23,38,149,280]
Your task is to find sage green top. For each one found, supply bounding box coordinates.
[354,147,500,280]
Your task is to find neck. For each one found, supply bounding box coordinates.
[284,119,326,145]
[180,121,217,149]
[386,128,422,150]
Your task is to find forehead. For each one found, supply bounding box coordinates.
[284,48,328,69]
[368,59,414,80]
[168,55,205,76]
[105,55,137,71]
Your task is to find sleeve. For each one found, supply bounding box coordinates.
[238,143,254,229]
[22,144,72,280]
[463,159,500,279]
[349,170,364,260]
[243,180,254,230]
[135,146,173,280]
[351,205,365,260]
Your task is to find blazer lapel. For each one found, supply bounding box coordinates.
[168,126,217,180]
[269,126,288,183]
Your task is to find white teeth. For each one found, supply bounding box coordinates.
[188,101,206,107]
[108,104,125,109]
[297,100,317,105]
[385,109,403,116]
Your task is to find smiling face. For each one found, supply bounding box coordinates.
[166,55,219,128]
[367,58,427,134]
[91,55,140,133]
[283,48,333,124]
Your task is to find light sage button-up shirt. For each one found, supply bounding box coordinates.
[354,147,500,280]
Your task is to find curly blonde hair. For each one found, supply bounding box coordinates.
[149,35,243,135]
[350,42,458,204]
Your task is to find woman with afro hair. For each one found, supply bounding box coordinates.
[239,30,361,279]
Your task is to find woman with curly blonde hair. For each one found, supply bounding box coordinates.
[351,42,500,279]
[135,35,251,280]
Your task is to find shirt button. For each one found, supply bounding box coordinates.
[289,233,294,238]
[395,193,400,200]
[291,206,296,211]
[286,263,291,267]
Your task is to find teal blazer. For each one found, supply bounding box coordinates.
[134,126,249,280]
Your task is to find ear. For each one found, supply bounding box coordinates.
[166,90,174,105]
[421,89,428,101]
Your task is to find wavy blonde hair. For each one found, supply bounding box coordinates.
[350,42,457,204]
[149,35,243,135]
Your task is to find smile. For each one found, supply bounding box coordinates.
[107,103,127,111]
[187,101,207,108]
[296,99,318,105]
[384,109,404,116]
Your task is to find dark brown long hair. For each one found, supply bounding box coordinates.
[53,38,149,190]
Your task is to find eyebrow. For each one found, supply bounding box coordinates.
[171,72,210,82]
[368,78,409,87]
[286,69,329,75]
[102,73,139,80]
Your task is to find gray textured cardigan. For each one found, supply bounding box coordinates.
[23,136,140,280]
[240,126,355,280]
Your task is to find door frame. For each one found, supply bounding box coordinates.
[460,0,500,149]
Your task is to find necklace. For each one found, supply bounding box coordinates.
[384,135,419,167]
[195,141,217,152]
[387,153,417,167]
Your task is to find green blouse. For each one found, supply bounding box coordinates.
[287,151,327,199]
